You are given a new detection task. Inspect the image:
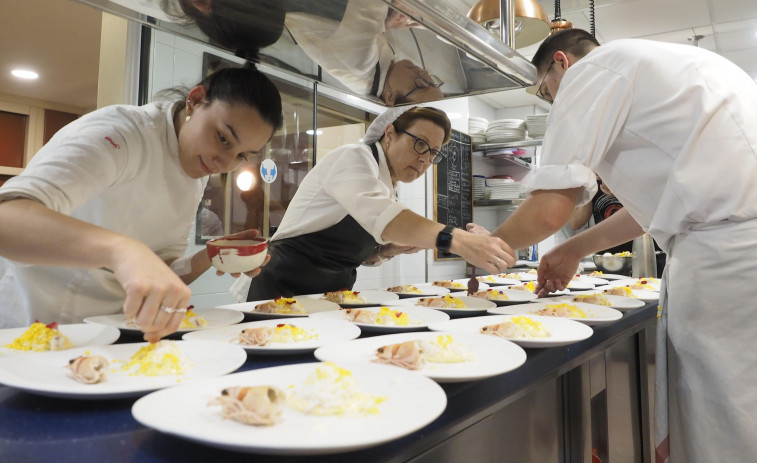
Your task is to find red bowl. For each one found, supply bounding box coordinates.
[206,238,268,273]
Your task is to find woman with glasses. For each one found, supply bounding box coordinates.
[242,106,515,301]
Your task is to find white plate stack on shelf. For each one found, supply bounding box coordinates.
[468,117,488,146]
[525,114,548,138]
[486,176,527,200]
[486,119,526,143]
[473,174,487,200]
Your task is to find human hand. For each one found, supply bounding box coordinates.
[454,231,516,275]
[111,239,192,343]
[465,223,491,236]
[380,243,422,257]
[535,246,583,297]
[212,228,269,278]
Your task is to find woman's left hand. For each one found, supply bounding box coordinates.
[380,243,422,258]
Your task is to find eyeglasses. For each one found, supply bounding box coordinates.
[535,61,555,103]
[397,75,444,102]
[398,129,445,164]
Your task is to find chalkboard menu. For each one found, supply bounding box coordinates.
[433,129,472,260]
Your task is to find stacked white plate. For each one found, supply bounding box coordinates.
[473,175,487,200]
[469,117,488,145]
[486,180,526,200]
[525,114,548,138]
[486,119,526,143]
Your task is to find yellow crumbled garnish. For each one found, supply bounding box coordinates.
[442,295,466,308]
[5,322,73,351]
[401,285,422,294]
[270,324,313,343]
[511,316,550,337]
[615,251,632,257]
[590,270,604,276]
[485,289,510,300]
[271,297,306,314]
[573,294,612,306]
[375,307,411,325]
[120,340,191,376]
[287,362,386,417]
[434,334,455,349]
[179,309,207,329]
[545,303,587,318]
[424,335,474,363]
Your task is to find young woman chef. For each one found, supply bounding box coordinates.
[239,105,515,301]
[0,66,282,342]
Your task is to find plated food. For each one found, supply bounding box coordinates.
[431,279,489,291]
[389,295,495,316]
[428,314,593,348]
[489,302,622,326]
[498,271,538,281]
[475,275,521,286]
[314,331,527,382]
[0,341,246,399]
[84,308,244,335]
[217,297,340,319]
[305,290,400,308]
[310,306,449,333]
[385,283,450,298]
[0,323,120,358]
[183,319,361,355]
[600,286,659,302]
[465,288,539,306]
[131,362,447,454]
[606,277,661,292]
[545,293,646,311]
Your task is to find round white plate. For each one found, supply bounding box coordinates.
[131,362,447,455]
[0,341,246,399]
[572,275,609,286]
[498,272,537,281]
[428,314,593,348]
[565,280,595,291]
[182,319,361,355]
[301,290,400,308]
[0,323,120,358]
[475,275,521,286]
[385,283,450,298]
[488,302,622,326]
[387,295,496,316]
[539,294,646,312]
[584,272,628,280]
[217,297,341,319]
[451,288,539,306]
[605,278,661,292]
[313,331,526,383]
[594,287,659,302]
[309,307,450,333]
[84,308,244,335]
[430,279,489,292]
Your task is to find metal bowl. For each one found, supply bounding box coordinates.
[592,254,633,275]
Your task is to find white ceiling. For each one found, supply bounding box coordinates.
[2,0,757,112]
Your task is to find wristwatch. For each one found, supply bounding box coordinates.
[435,225,455,252]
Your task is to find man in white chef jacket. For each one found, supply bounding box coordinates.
[468,29,757,462]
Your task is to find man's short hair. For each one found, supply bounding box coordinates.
[531,29,600,72]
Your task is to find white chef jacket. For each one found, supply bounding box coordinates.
[525,39,757,462]
[0,102,206,328]
[273,143,407,244]
[525,39,757,253]
[285,0,394,95]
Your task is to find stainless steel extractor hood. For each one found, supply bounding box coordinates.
[75,0,537,107]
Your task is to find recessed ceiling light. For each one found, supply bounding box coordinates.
[11,69,38,80]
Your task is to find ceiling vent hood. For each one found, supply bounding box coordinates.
[76,0,537,107]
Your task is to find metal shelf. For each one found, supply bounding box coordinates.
[473,139,543,152]
[473,199,524,207]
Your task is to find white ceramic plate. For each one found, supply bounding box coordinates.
[313,332,526,383]
[0,323,120,358]
[498,271,538,281]
[451,288,539,306]
[84,308,244,335]
[539,294,646,312]
[309,307,450,333]
[0,341,246,399]
[217,297,341,319]
[594,287,659,302]
[182,319,361,355]
[488,302,622,326]
[605,278,661,292]
[131,362,447,455]
[428,279,490,292]
[573,275,610,286]
[428,314,593,348]
[301,290,400,308]
[565,280,595,291]
[475,275,521,286]
[584,272,628,280]
[385,283,450,298]
[387,295,496,316]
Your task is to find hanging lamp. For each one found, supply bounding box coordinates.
[467,0,550,48]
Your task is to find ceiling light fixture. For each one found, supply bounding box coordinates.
[549,0,573,35]
[467,0,550,49]
[11,69,39,80]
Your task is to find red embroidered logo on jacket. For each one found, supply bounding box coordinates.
[104,137,120,149]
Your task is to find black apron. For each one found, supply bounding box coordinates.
[247,144,383,301]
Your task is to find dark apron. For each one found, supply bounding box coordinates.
[247,144,382,301]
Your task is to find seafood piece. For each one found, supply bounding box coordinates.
[254,297,305,314]
[234,327,275,346]
[533,303,586,318]
[374,340,425,370]
[432,280,466,289]
[508,281,535,292]
[67,355,109,384]
[386,284,422,294]
[323,290,364,304]
[481,316,550,338]
[604,287,636,297]
[209,386,286,426]
[572,294,611,306]
[480,321,520,338]
[415,295,465,308]
[343,309,376,324]
[471,289,510,301]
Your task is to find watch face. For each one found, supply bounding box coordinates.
[436,226,454,252]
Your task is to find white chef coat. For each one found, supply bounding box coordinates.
[0,102,206,328]
[525,39,757,462]
[273,142,407,244]
[285,0,394,95]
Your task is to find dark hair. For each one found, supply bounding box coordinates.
[175,0,285,61]
[531,29,600,73]
[392,107,452,145]
[176,66,284,132]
